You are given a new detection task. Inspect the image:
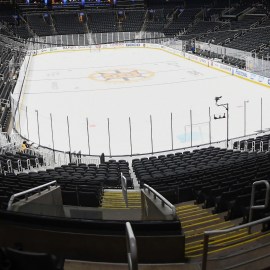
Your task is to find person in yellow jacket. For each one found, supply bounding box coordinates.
[21,141,27,152]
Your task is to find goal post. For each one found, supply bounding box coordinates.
[184,121,210,145]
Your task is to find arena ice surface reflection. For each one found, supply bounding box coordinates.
[15,46,270,155]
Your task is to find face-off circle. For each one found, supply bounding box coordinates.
[89,68,155,83]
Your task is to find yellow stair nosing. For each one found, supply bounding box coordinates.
[185,231,254,252]
[182,218,221,229]
[176,207,200,213]
[185,223,233,236]
[176,207,197,211]
[186,231,270,258]
[181,214,218,224]
[186,228,248,246]
[178,211,212,220]
[177,209,206,217]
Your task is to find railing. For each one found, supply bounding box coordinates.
[202,179,270,270]
[202,214,270,270]
[248,180,270,233]
[125,222,138,270]
[143,183,176,218]
[30,32,167,49]
[7,180,57,210]
[7,33,270,158]
[233,138,270,152]
[121,172,128,208]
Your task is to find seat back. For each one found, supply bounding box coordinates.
[6,248,61,270]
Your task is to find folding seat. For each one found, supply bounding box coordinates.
[61,190,78,206]
[78,191,100,207]
[203,186,230,208]
[158,188,179,204]
[104,176,120,188]
[225,193,252,220]
[213,189,241,213]
[231,181,250,190]
[0,195,9,209]
[178,186,194,202]
[54,167,64,172]
[5,247,64,270]
[195,184,219,204]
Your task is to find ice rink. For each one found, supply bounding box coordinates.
[15,46,270,155]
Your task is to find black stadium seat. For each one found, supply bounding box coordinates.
[5,248,64,270]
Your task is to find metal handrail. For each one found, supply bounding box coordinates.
[121,172,128,208]
[248,180,270,233]
[126,222,138,270]
[202,180,270,270]
[143,184,176,217]
[7,180,57,210]
[202,214,270,270]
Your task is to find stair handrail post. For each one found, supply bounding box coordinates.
[121,172,128,208]
[260,141,263,152]
[248,180,270,233]
[201,234,209,270]
[126,222,138,270]
[252,140,255,152]
[202,214,270,270]
[244,140,248,151]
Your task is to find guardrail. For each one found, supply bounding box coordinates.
[125,222,138,270]
[8,36,270,157]
[7,180,57,210]
[248,180,270,233]
[121,172,128,208]
[143,183,176,218]
[202,179,270,270]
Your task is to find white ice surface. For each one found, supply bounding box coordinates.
[15,47,270,155]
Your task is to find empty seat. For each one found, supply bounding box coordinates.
[5,247,64,270]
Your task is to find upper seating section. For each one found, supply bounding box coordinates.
[197,14,267,53]
[144,9,165,32]
[0,42,26,130]
[180,21,224,40]
[27,14,53,36]
[87,11,117,33]
[164,8,200,37]
[121,10,145,32]
[223,3,251,16]
[53,13,86,35]
[249,5,268,15]
[224,17,270,52]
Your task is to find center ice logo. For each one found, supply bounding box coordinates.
[89,69,154,82]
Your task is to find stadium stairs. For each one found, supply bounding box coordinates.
[62,200,270,269]
[102,190,141,209]
[176,203,270,269]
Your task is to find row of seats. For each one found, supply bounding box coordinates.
[1,5,270,60]
[0,247,64,270]
[234,133,270,152]
[0,42,25,130]
[132,146,270,223]
[0,150,44,173]
[0,158,133,209]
